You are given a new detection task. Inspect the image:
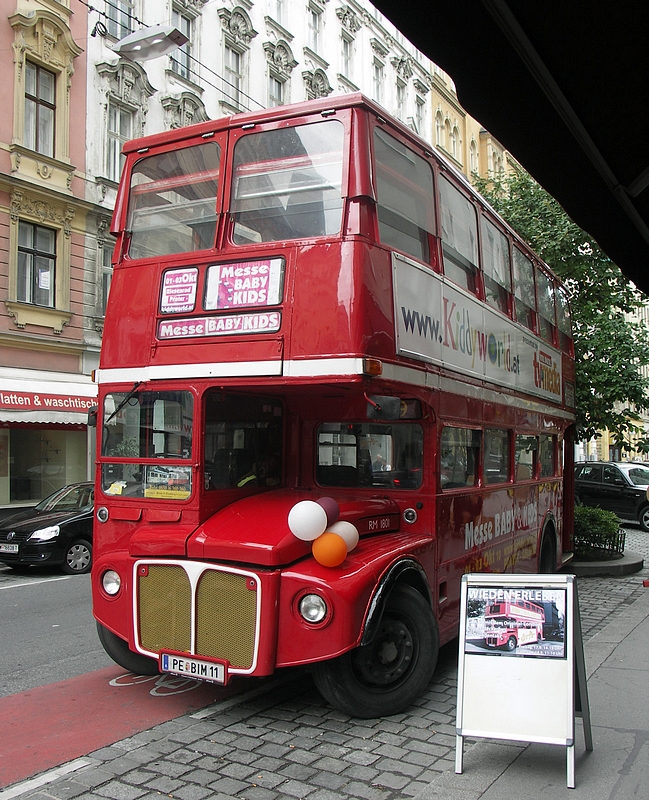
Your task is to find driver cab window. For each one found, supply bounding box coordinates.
[204,392,283,489]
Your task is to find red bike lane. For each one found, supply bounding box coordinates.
[0,666,242,789]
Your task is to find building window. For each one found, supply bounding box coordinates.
[469,140,479,175]
[224,46,242,107]
[415,97,424,133]
[171,10,192,80]
[24,62,55,158]
[341,35,352,78]
[269,75,283,106]
[17,221,56,308]
[435,111,445,148]
[308,8,321,52]
[373,61,384,105]
[101,244,113,315]
[273,0,284,25]
[396,81,405,120]
[449,124,459,160]
[107,103,133,183]
[106,0,134,40]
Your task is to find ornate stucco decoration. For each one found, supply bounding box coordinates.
[10,11,83,85]
[413,77,431,95]
[370,38,389,59]
[161,92,209,129]
[302,68,333,100]
[263,41,298,79]
[218,7,258,48]
[96,60,156,138]
[175,0,209,13]
[391,56,413,82]
[10,190,75,237]
[336,6,362,35]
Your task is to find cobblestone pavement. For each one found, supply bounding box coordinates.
[6,528,648,800]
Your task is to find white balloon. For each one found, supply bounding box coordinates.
[327,520,359,552]
[288,500,328,541]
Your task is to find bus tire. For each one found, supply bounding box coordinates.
[539,532,556,573]
[97,622,160,676]
[506,636,517,651]
[312,585,438,718]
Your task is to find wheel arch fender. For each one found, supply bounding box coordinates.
[359,558,432,647]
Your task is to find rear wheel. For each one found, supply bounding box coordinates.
[313,585,438,718]
[539,533,556,573]
[638,505,649,532]
[97,622,159,675]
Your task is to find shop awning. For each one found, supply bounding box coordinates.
[0,367,97,426]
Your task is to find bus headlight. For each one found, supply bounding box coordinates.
[102,570,121,596]
[299,593,328,623]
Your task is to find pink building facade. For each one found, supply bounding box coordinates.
[0,2,96,508]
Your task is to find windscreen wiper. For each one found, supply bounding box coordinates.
[104,381,143,426]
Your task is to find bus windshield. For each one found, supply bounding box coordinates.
[127,141,221,259]
[231,119,345,244]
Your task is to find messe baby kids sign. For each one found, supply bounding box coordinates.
[204,258,284,310]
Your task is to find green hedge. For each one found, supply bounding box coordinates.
[573,505,625,559]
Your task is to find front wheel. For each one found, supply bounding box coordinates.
[97,622,160,675]
[638,505,649,532]
[313,585,438,718]
[62,539,92,574]
[506,636,517,652]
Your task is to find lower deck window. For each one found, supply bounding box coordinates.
[515,434,538,481]
[440,427,480,488]
[317,422,423,489]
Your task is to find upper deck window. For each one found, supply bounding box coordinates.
[373,128,435,264]
[126,141,221,260]
[481,218,511,315]
[512,247,536,331]
[537,269,557,344]
[556,285,573,352]
[439,176,478,293]
[231,119,344,244]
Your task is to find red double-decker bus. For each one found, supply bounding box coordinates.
[92,93,575,718]
[484,599,546,650]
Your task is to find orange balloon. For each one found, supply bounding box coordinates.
[312,532,347,567]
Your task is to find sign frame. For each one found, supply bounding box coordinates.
[455,573,592,788]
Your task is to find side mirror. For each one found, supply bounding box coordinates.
[366,395,401,420]
[87,406,98,427]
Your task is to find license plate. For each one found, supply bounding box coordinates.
[0,543,19,554]
[160,653,226,684]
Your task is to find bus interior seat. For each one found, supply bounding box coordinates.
[316,465,358,487]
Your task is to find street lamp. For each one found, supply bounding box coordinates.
[112,24,188,62]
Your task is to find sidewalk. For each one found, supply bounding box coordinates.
[2,532,648,800]
[416,589,649,799]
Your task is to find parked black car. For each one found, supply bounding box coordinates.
[0,482,94,574]
[574,461,649,531]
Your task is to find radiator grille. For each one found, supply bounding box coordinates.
[138,565,191,654]
[137,563,258,670]
[196,571,257,668]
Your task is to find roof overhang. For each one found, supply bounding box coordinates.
[372,0,649,293]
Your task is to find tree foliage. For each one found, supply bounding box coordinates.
[473,170,649,448]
